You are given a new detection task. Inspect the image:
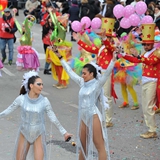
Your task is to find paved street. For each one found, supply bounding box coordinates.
[0,10,160,160]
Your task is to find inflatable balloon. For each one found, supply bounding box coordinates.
[113,4,125,19]
[91,17,102,29]
[141,15,153,24]
[71,21,82,32]
[0,0,8,11]
[124,5,135,18]
[80,17,91,29]
[135,1,147,15]
[129,14,140,26]
[120,17,131,29]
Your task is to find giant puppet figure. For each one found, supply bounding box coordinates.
[46,11,72,89]
[12,9,40,71]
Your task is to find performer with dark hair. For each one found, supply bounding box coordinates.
[0,71,72,159]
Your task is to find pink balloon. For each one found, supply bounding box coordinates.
[80,17,91,29]
[124,5,135,18]
[129,14,140,26]
[120,17,131,29]
[71,21,82,32]
[91,17,102,29]
[141,15,153,24]
[135,1,147,15]
[113,4,125,19]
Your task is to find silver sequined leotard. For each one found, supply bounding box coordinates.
[0,94,67,159]
[61,59,114,160]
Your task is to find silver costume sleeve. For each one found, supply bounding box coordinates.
[45,98,67,136]
[98,60,115,87]
[61,59,84,87]
[0,95,22,117]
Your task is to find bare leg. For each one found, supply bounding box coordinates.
[34,135,44,160]
[16,133,30,160]
[79,120,88,160]
[93,114,107,160]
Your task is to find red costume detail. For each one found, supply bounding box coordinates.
[124,52,160,109]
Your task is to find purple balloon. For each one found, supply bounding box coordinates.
[80,17,91,29]
[135,1,147,15]
[91,17,102,29]
[71,21,82,32]
[120,17,131,29]
[129,14,140,26]
[124,5,135,18]
[141,15,153,24]
[113,4,125,19]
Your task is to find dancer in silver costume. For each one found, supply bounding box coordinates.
[54,49,116,160]
[0,71,72,160]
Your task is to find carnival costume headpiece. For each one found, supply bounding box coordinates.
[50,12,69,44]
[24,15,36,28]
[101,17,115,37]
[22,71,38,92]
[141,23,156,43]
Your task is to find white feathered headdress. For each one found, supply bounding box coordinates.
[22,71,39,92]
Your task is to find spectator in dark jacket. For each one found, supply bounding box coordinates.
[88,0,100,19]
[101,0,116,18]
[68,0,80,41]
[79,0,90,19]
[62,1,70,14]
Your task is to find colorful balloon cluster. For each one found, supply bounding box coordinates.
[113,1,153,29]
[0,0,8,11]
[71,17,102,32]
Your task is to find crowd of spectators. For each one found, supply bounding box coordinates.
[6,0,160,38]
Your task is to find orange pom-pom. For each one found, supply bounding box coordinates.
[114,61,121,68]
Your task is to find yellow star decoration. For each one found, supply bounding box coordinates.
[92,47,96,50]
[150,68,152,70]
[153,67,157,70]
[155,74,157,76]
[158,85,160,89]
[154,57,158,61]
[145,66,148,68]
[104,49,107,52]
[147,72,150,75]
[85,45,88,48]
[105,60,109,64]
[141,58,145,61]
